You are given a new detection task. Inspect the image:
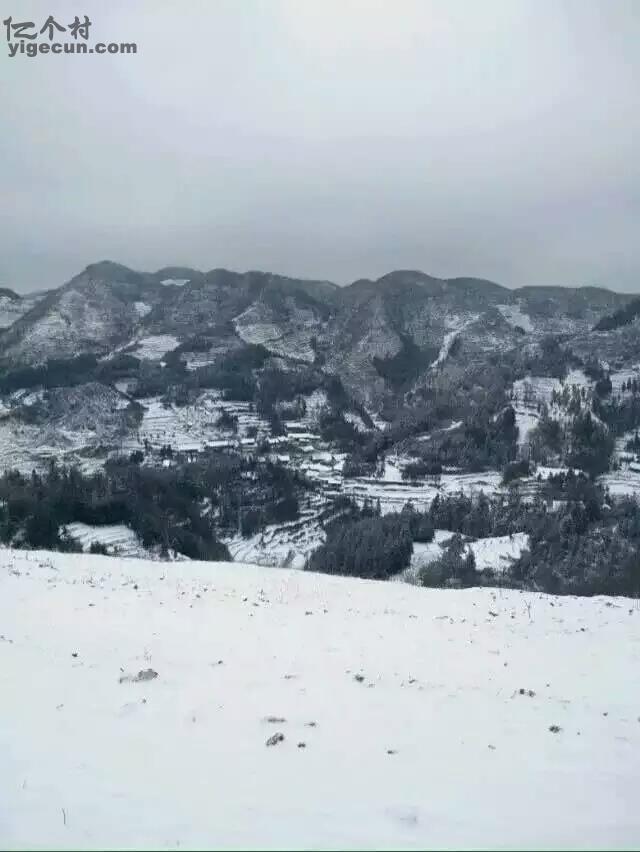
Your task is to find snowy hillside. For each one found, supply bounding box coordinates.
[1,549,639,849]
[0,291,37,330]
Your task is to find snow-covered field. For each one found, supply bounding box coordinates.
[64,523,147,559]
[2,549,639,849]
[469,532,530,573]
[601,469,640,498]
[512,376,563,408]
[513,403,540,447]
[124,393,268,455]
[410,530,455,567]
[512,371,590,409]
[224,494,329,569]
[497,303,534,333]
[399,530,455,583]
[0,419,115,476]
[611,368,639,394]
[225,519,325,569]
[401,532,529,584]
[131,335,180,361]
[341,471,504,514]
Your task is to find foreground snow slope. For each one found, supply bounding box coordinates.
[1,551,639,850]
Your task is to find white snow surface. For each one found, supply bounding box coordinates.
[127,393,268,455]
[513,405,540,447]
[409,533,453,568]
[342,471,503,514]
[469,533,530,573]
[65,523,147,559]
[611,368,640,394]
[497,303,534,333]
[601,469,640,498]
[2,549,640,850]
[133,302,152,318]
[564,368,591,389]
[382,457,403,482]
[513,376,563,407]
[399,530,456,583]
[225,521,325,570]
[403,532,529,583]
[131,335,180,361]
[431,329,460,368]
[430,318,476,370]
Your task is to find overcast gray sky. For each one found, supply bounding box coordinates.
[1,0,639,292]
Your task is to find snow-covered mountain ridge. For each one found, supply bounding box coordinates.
[0,262,634,390]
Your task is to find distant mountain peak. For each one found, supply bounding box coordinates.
[82,260,149,286]
[0,287,21,302]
